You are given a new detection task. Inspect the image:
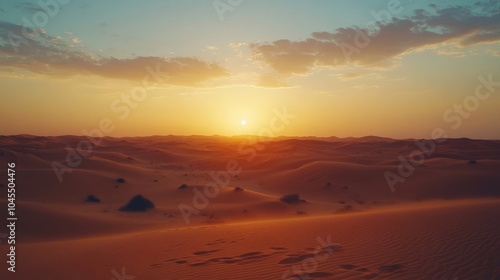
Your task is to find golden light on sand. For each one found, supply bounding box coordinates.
[3,0,500,278]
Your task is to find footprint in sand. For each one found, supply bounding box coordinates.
[239,252,279,263]
[356,267,369,272]
[165,257,189,264]
[206,239,226,246]
[206,257,232,263]
[322,244,342,252]
[189,261,208,267]
[238,251,263,258]
[278,254,314,264]
[193,249,219,255]
[269,247,288,251]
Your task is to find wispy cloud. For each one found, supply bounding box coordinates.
[488,49,500,57]
[14,1,45,13]
[352,84,380,90]
[250,2,500,75]
[0,22,227,86]
[335,72,383,81]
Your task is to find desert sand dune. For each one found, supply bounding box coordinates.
[2,200,499,280]
[0,135,499,279]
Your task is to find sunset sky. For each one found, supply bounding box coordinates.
[1,0,499,138]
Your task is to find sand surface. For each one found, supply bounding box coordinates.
[0,135,499,279]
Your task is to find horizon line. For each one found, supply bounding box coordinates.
[1,134,499,142]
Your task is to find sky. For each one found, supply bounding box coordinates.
[0,0,499,139]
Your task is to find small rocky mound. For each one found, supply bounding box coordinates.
[85,194,101,203]
[119,194,155,212]
[116,177,126,183]
[280,194,307,204]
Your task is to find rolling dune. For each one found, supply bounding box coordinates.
[0,135,499,279]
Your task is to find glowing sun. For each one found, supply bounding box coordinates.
[241,120,247,126]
